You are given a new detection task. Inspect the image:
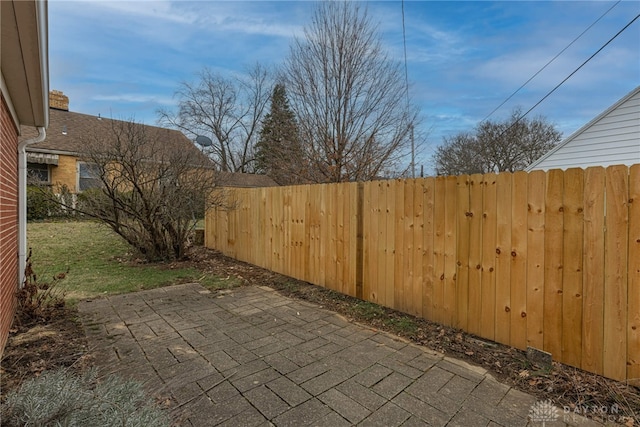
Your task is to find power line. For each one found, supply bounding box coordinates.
[401,0,409,102]
[401,0,415,178]
[500,12,640,137]
[482,0,622,123]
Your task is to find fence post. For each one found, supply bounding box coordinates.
[356,182,364,299]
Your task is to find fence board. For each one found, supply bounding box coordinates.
[293,186,303,281]
[526,170,545,350]
[317,185,327,286]
[308,186,320,284]
[456,175,470,330]
[261,188,272,271]
[422,178,435,320]
[249,190,258,265]
[241,192,250,260]
[411,179,424,317]
[394,180,406,312]
[544,169,564,359]
[466,174,483,336]
[345,183,356,296]
[373,183,383,301]
[362,182,373,301]
[495,172,512,345]
[433,177,447,325]
[628,164,640,386]
[283,187,292,275]
[402,180,415,314]
[443,176,458,327]
[562,168,584,368]
[384,181,396,307]
[374,182,385,304]
[335,183,345,291]
[222,196,230,254]
[510,171,528,350]
[604,165,628,381]
[302,185,312,283]
[329,184,339,290]
[293,186,306,281]
[582,167,605,375]
[267,190,279,271]
[226,195,236,257]
[334,184,342,291]
[480,173,497,340]
[375,181,386,303]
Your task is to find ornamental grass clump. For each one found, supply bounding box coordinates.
[1,368,170,427]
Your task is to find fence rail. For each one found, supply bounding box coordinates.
[205,165,640,384]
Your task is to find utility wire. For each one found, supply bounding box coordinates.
[401,0,409,101]
[401,0,415,178]
[482,0,622,123]
[499,12,640,138]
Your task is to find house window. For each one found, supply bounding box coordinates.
[27,163,50,184]
[78,162,102,191]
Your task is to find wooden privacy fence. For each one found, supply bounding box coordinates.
[205,165,640,384]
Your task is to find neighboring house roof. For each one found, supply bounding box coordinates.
[1,0,49,129]
[218,172,279,188]
[21,107,211,166]
[21,97,279,188]
[527,86,640,171]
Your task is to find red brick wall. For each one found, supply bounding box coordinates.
[0,94,19,355]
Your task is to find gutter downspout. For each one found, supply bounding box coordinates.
[17,126,46,287]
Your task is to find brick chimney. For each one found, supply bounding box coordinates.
[49,90,69,111]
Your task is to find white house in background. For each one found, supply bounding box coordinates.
[527,86,640,171]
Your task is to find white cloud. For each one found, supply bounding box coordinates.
[92,93,176,105]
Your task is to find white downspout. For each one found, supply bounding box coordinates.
[17,126,46,287]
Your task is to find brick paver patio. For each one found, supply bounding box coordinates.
[78,283,600,426]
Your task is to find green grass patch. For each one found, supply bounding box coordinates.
[351,300,387,320]
[384,316,419,335]
[27,221,225,302]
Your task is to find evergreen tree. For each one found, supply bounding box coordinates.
[255,84,306,185]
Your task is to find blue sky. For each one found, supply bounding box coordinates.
[49,0,640,172]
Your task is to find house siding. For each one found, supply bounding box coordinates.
[0,94,19,354]
[50,154,79,192]
[530,89,640,171]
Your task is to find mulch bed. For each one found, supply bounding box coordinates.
[2,246,638,425]
[0,306,92,401]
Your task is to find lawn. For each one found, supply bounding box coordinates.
[27,221,227,302]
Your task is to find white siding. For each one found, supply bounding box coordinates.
[529,87,640,171]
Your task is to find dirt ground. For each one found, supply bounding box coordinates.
[2,246,638,425]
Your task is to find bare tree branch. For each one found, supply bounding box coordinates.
[158,64,272,173]
[281,1,418,182]
[433,108,562,176]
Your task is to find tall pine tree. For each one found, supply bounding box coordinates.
[255,84,306,184]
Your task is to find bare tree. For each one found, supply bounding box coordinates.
[75,118,230,261]
[433,109,562,176]
[281,1,418,183]
[433,133,486,176]
[158,64,272,173]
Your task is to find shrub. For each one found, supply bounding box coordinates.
[26,184,81,220]
[1,368,170,427]
[26,186,61,220]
